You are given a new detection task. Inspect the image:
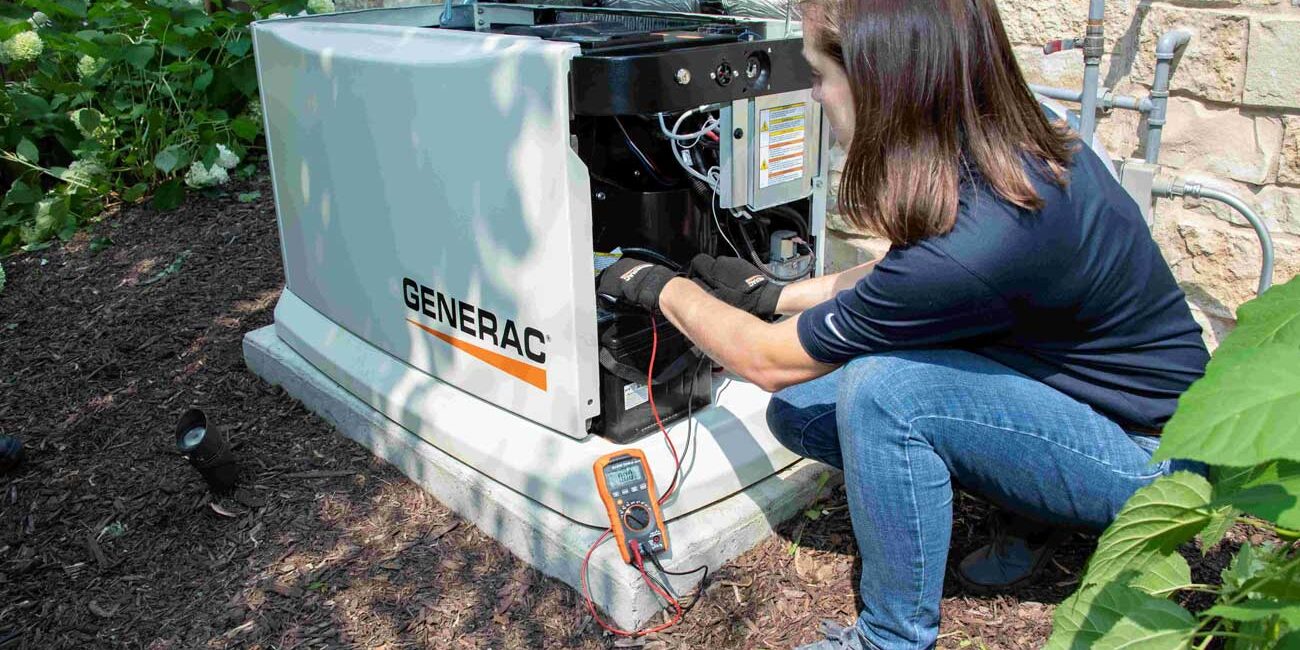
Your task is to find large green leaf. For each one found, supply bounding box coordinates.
[1154,346,1300,466]
[153,145,185,174]
[152,179,185,211]
[3,179,42,206]
[1047,583,1196,650]
[1205,599,1300,627]
[1216,276,1300,356]
[193,67,214,93]
[123,44,156,70]
[230,116,260,141]
[16,138,39,164]
[72,107,102,135]
[9,92,50,120]
[225,36,251,57]
[1215,460,1300,529]
[122,183,148,203]
[1093,594,1197,650]
[1081,472,1212,589]
[1129,551,1192,596]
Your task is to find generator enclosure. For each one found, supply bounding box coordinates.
[254,1,826,432]
[252,2,830,525]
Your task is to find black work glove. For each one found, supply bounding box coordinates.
[689,254,783,320]
[596,257,679,312]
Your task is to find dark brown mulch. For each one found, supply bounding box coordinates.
[0,168,1254,649]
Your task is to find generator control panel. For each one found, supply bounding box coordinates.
[594,449,670,563]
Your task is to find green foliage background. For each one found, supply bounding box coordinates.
[1049,276,1300,650]
[0,0,310,254]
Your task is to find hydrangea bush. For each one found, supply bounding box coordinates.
[0,0,314,253]
[1048,276,1300,649]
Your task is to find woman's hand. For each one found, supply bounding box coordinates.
[688,254,784,320]
[595,257,678,312]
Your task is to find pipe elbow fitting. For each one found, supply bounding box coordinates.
[1155,29,1194,60]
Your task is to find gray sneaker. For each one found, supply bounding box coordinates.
[794,620,873,650]
[0,435,23,473]
[955,511,1067,594]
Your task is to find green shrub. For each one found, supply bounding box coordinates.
[1048,276,1300,649]
[0,0,308,253]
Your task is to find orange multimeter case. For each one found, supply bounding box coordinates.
[594,449,670,564]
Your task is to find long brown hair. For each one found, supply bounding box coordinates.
[802,0,1075,245]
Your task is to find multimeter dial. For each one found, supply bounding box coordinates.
[595,450,669,563]
[623,502,652,531]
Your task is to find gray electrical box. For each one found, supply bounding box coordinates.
[719,89,822,211]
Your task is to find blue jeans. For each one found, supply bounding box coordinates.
[767,349,1196,650]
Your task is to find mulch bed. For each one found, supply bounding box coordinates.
[0,168,1252,649]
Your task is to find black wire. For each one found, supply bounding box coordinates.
[648,552,710,614]
[614,116,673,187]
[619,247,680,271]
[767,204,811,240]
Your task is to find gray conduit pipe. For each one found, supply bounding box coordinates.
[1146,29,1194,165]
[1078,0,1107,143]
[1154,177,1275,295]
[1029,84,1152,114]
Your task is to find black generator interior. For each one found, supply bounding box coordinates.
[463,4,817,440]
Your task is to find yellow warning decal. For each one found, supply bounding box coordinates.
[758,103,806,188]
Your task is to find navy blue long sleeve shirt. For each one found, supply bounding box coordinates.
[796,145,1209,430]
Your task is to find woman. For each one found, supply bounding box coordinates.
[596,0,1208,647]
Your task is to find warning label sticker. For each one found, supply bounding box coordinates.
[623,382,649,411]
[758,102,807,188]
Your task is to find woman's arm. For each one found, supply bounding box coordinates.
[774,260,877,315]
[657,277,838,392]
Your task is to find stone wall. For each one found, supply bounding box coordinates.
[1015,0,1299,346]
[827,0,1300,348]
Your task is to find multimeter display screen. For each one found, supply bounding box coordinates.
[607,463,643,489]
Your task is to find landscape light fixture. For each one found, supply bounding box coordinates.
[174,408,240,493]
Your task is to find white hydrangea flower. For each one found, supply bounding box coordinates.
[306,0,335,14]
[215,144,240,170]
[184,161,230,188]
[67,159,107,184]
[28,11,52,28]
[77,55,105,80]
[245,98,262,123]
[3,31,44,64]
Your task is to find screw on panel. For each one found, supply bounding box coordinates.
[595,191,606,201]
[477,7,483,13]
[674,68,691,85]
[733,128,744,139]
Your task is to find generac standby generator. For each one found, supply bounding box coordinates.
[251,1,830,527]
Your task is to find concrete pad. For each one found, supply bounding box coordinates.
[244,326,831,630]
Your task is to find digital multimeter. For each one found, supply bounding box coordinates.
[594,449,669,564]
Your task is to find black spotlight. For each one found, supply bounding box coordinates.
[175,408,240,493]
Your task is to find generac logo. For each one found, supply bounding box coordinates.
[402,277,548,391]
